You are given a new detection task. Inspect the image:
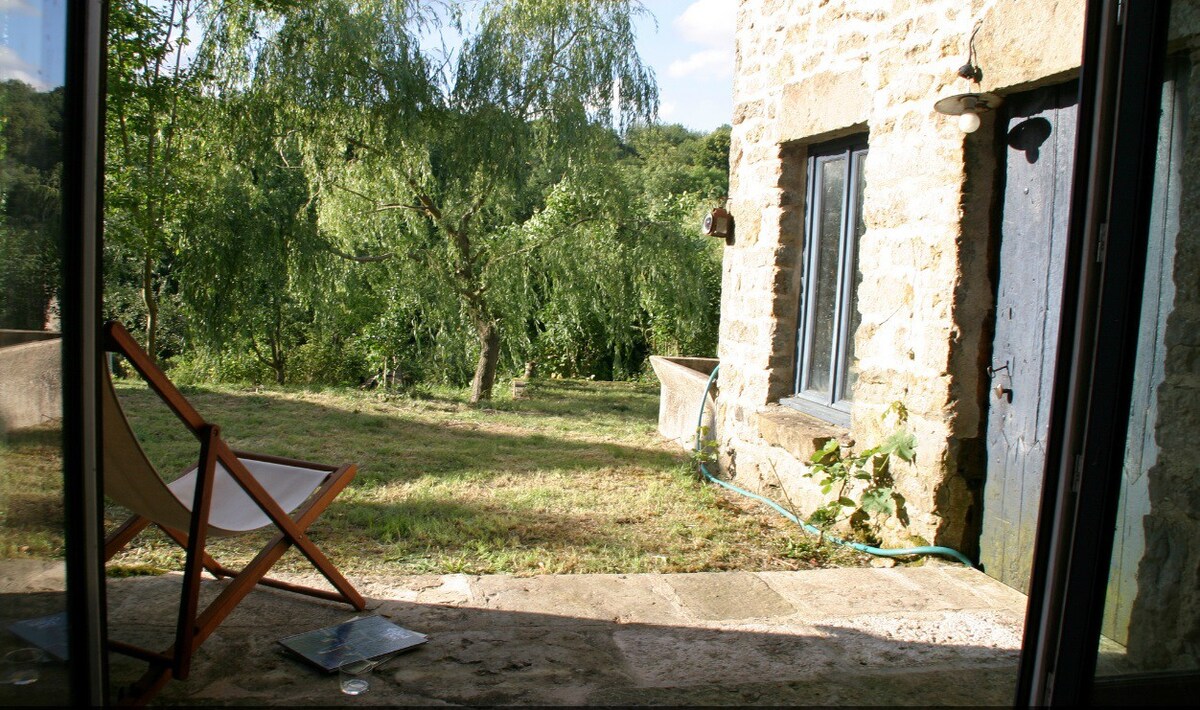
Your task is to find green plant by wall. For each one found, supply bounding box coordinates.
[690,425,719,479]
[804,402,915,539]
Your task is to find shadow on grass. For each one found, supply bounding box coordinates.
[112,384,682,488]
[488,379,661,420]
[325,497,630,551]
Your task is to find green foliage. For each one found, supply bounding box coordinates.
[0,80,63,329]
[690,425,719,475]
[105,0,204,358]
[804,403,915,539]
[99,1,729,393]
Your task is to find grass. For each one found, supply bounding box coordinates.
[2,377,867,576]
[0,424,66,559]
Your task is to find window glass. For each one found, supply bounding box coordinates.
[0,0,72,704]
[806,155,846,396]
[841,149,866,399]
[1095,53,1200,678]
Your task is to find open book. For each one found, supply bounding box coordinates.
[278,615,427,672]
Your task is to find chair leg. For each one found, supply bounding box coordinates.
[115,662,172,707]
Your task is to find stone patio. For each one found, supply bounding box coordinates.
[1,559,1030,705]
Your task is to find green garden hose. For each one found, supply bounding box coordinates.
[693,365,974,567]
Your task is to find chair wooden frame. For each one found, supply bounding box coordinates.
[101,321,365,703]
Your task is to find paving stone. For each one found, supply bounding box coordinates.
[471,573,690,625]
[757,567,1009,619]
[665,571,795,621]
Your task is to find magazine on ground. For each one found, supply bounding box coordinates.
[278,615,427,672]
[8,611,70,661]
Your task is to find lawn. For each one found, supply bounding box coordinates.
[2,377,865,576]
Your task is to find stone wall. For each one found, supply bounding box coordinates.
[718,0,1084,550]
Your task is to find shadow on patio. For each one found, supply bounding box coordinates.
[3,561,1029,706]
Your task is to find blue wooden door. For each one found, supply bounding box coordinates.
[980,83,1078,593]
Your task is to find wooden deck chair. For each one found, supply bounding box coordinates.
[100,321,365,703]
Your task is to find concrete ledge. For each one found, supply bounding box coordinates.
[0,336,62,431]
[756,404,851,462]
[0,330,60,348]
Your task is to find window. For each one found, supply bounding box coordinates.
[784,136,866,426]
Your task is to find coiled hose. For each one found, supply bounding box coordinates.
[693,364,974,567]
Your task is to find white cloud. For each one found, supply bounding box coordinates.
[667,48,734,79]
[0,0,41,15]
[673,0,736,48]
[659,100,678,120]
[0,45,48,89]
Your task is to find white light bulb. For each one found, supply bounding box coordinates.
[958,111,982,133]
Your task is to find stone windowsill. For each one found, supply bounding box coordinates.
[756,404,852,462]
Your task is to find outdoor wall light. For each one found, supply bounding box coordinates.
[934,22,1002,133]
[703,198,733,241]
[934,92,1002,133]
[702,207,732,238]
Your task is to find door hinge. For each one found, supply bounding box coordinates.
[1072,454,1084,492]
[1097,223,1108,264]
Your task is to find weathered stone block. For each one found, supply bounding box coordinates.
[757,405,849,462]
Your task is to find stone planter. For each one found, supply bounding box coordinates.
[0,331,62,432]
[648,356,719,451]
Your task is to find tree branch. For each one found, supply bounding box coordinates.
[485,216,602,268]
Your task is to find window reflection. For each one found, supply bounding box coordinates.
[1097,37,1200,674]
[0,0,71,704]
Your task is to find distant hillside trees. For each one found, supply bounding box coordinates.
[0,80,64,330]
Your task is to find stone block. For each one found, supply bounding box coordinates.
[756,405,848,462]
[778,72,871,142]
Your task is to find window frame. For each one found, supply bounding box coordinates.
[782,135,867,427]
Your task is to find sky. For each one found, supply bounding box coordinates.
[634,0,736,131]
[0,0,735,131]
[0,0,67,91]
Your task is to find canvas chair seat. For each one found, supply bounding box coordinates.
[168,458,331,535]
[99,321,365,706]
[102,373,330,536]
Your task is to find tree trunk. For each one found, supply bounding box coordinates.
[470,320,501,404]
[272,357,286,385]
[142,255,159,362]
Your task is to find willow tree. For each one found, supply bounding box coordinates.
[172,92,325,385]
[213,0,656,401]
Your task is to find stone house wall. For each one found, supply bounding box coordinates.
[718,0,1085,552]
[717,0,1200,665]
